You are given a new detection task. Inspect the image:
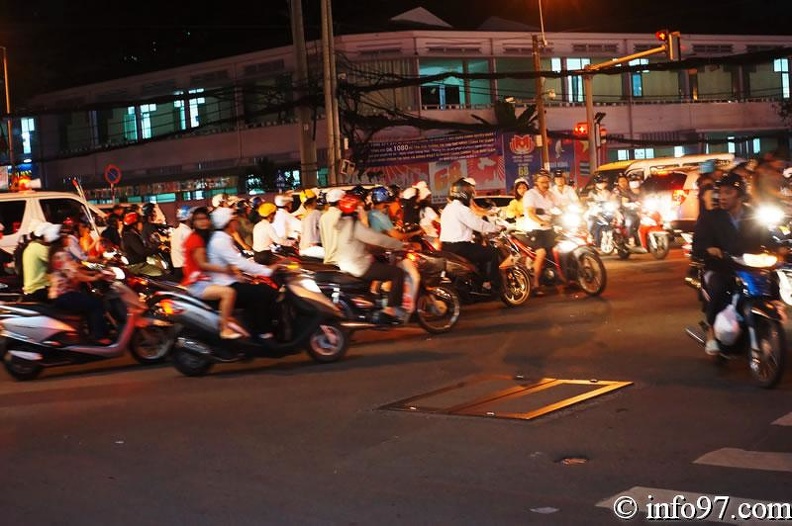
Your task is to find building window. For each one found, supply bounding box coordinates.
[21,117,35,156]
[139,104,157,139]
[617,149,630,161]
[727,136,736,154]
[674,146,686,158]
[634,148,655,159]
[124,107,138,141]
[174,89,206,129]
[753,138,762,154]
[774,58,790,98]
[630,59,649,98]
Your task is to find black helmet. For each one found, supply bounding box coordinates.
[594,174,609,185]
[388,183,401,197]
[628,172,642,182]
[449,178,475,205]
[235,199,250,213]
[141,202,156,218]
[370,186,394,205]
[552,169,565,178]
[715,171,747,197]
[348,184,368,198]
[533,169,551,182]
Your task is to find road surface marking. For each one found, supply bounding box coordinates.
[772,412,792,426]
[694,448,792,473]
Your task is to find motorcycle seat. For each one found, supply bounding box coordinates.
[312,270,368,288]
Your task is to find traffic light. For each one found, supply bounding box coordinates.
[573,122,588,137]
[656,29,682,61]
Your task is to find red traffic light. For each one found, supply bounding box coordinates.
[655,29,669,42]
[573,122,588,137]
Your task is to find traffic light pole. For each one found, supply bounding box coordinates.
[582,43,672,173]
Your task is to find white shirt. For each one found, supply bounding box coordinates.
[207,230,272,286]
[252,219,288,252]
[169,222,192,268]
[522,188,558,231]
[272,208,302,240]
[299,209,322,251]
[419,206,439,238]
[319,207,342,264]
[439,200,501,243]
[334,218,403,277]
[550,185,580,208]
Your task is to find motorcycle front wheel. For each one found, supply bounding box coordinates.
[500,266,531,307]
[305,321,349,363]
[171,336,214,377]
[130,325,175,364]
[750,318,786,389]
[599,230,615,255]
[2,350,43,381]
[415,285,461,334]
[575,249,608,295]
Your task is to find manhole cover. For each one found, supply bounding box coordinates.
[381,375,632,421]
[559,456,589,465]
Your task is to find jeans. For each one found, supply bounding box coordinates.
[360,261,405,308]
[54,291,109,340]
[442,241,502,289]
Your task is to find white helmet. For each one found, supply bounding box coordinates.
[210,207,235,229]
[211,194,227,208]
[274,194,291,207]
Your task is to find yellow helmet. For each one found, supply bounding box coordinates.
[299,188,317,203]
[258,202,277,218]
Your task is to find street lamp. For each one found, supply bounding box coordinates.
[0,47,13,183]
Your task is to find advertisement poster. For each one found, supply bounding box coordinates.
[502,133,580,190]
[0,166,7,190]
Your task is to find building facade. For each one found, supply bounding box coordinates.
[13,29,792,203]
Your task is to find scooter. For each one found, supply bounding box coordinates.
[685,253,787,389]
[311,249,461,335]
[637,198,673,260]
[148,265,351,377]
[0,271,175,381]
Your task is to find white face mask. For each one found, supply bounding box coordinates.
[629,181,641,189]
[596,183,607,190]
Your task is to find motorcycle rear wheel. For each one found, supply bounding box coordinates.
[599,230,615,255]
[171,342,214,377]
[2,351,43,381]
[576,250,607,296]
[415,285,461,334]
[130,326,175,365]
[750,318,786,389]
[500,266,531,307]
[305,321,349,363]
[650,233,671,260]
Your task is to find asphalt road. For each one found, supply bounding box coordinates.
[1,248,790,526]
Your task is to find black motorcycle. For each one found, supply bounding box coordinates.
[311,249,461,335]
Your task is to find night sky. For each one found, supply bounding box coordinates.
[2,0,791,103]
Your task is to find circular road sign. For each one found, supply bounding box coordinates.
[104,164,123,186]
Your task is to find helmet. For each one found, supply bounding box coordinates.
[326,188,346,204]
[211,194,228,208]
[513,177,529,189]
[33,221,52,238]
[370,186,394,204]
[417,186,432,201]
[449,178,475,205]
[532,170,551,182]
[401,187,417,200]
[716,171,747,197]
[594,174,609,184]
[414,181,429,191]
[235,199,251,213]
[552,169,565,178]
[250,195,264,209]
[211,207,236,229]
[348,184,368,198]
[274,194,291,207]
[258,202,277,218]
[388,184,401,196]
[43,224,62,243]
[142,202,156,217]
[299,188,316,203]
[123,212,140,226]
[628,172,642,182]
[176,205,192,222]
[462,177,477,187]
[338,194,363,215]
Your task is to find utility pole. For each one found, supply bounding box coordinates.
[1,47,13,185]
[532,34,550,171]
[289,0,318,187]
[321,0,341,185]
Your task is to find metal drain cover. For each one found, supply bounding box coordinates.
[381,374,632,421]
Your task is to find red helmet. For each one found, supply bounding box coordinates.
[338,194,363,215]
[123,212,140,226]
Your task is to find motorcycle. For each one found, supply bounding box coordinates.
[685,253,787,389]
[637,198,673,259]
[418,230,532,308]
[585,200,619,255]
[311,249,461,335]
[0,266,175,381]
[148,265,351,377]
[510,206,607,296]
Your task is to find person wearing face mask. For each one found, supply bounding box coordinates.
[549,169,580,209]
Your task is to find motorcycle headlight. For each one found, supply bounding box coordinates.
[604,202,617,213]
[562,212,581,229]
[756,205,785,228]
[643,197,660,213]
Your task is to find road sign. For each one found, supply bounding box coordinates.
[104,164,123,186]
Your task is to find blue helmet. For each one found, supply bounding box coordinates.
[370,186,394,205]
[176,205,191,222]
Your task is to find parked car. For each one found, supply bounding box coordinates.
[640,169,701,233]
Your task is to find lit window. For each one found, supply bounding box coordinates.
[753,138,761,153]
[189,88,206,128]
[674,146,685,158]
[564,58,591,103]
[617,150,630,161]
[124,107,138,141]
[774,59,790,98]
[629,59,648,98]
[21,117,35,155]
[634,148,655,160]
[727,136,736,154]
[139,104,157,139]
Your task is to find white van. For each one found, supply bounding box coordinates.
[0,191,106,258]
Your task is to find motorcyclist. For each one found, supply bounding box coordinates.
[233,199,255,251]
[207,207,280,341]
[550,169,580,208]
[585,174,614,247]
[252,202,291,265]
[298,190,324,260]
[613,173,643,250]
[22,221,55,302]
[334,194,407,319]
[121,212,165,277]
[440,178,503,291]
[170,205,193,282]
[368,186,419,241]
[522,170,559,294]
[319,188,347,265]
[272,194,302,242]
[416,185,441,249]
[505,177,529,221]
[692,171,778,355]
